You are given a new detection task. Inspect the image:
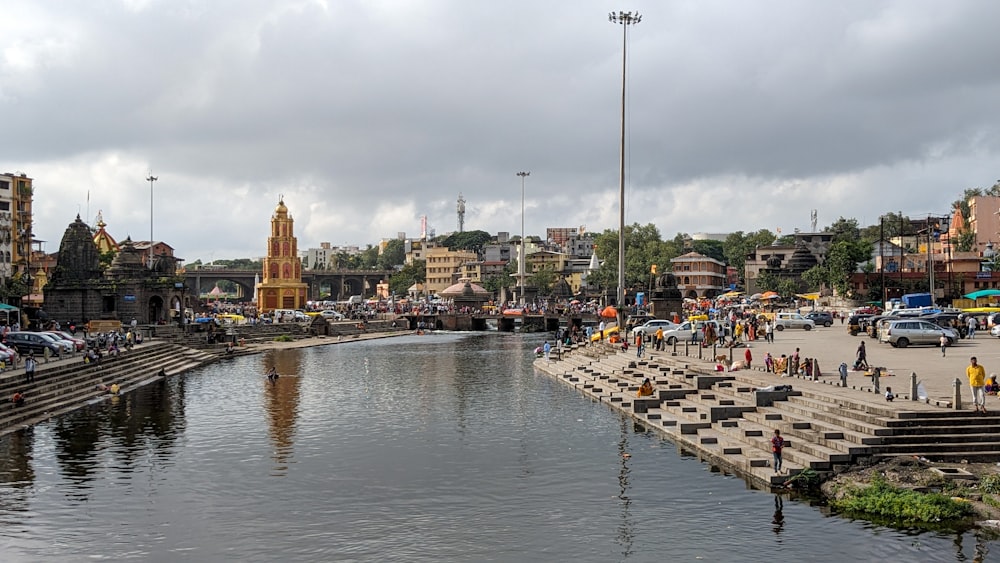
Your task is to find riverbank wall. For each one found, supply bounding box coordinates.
[534,342,1000,491]
[0,325,409,439]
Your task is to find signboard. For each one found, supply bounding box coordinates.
[124,294,137,302]
[87,320,122,334]
[977,272,992,279]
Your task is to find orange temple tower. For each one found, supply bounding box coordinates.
[256,198,308,312]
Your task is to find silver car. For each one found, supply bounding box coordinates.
[879,319,958,348]
[631,319,677,338]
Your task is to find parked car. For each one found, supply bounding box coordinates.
[772,312,815,331]
[46,331,86,351]
[804,312,833,327]
[631,319,677,338]
[879,319,958,348]
[320,310,345,321]
[661,320,724,345]
[0,342,17,365]
[38,332,74,354]
[624,314,656,332]
[4,331,64,357]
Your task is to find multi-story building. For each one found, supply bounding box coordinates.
[0,174,15,280]
[0,173,32,279]
[424,246,477,295]
[671,251,727,298]
[303,242,334,270]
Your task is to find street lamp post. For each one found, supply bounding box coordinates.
[146,172,158,269]
[609,10,641,329]
[516,171,530,306]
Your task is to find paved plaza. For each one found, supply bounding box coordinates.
[661,321,1000,409]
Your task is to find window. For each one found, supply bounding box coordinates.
[0,181,8,190]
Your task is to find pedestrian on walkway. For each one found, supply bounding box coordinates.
[24,353,36,384]
[543,341,551,361]
[771,429,785,473]
[967,356,987,414]
[940,334,948,357]
[856,341,869,370]
[968,316,978,339]
[744,347,752,369]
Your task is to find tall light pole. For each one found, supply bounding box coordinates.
[146,171,158,268]
[516,171,530,306]
[609,10,641,328]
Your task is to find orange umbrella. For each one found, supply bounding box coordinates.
[600,306,619,318]
[761,291,779,299]
[502,309,523,316]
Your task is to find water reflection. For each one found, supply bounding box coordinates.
[48,378,186,500]
[0,428,34,515]
[263,349,303,475]
[616,417,635,558]
[772,495,785,536]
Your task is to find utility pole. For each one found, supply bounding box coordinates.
[516,171,530,306]
[609,10,641,328]
[147,172,158,268]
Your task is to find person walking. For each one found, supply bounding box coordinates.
[771,429,785,474]
[856,341,869,370]
[654,327,664,352]
[968,316,978,339]
[967,356,987,414]
[940,334,948,357]
[542,341,551,361]
[765,320,774,343]
[24,353,36,384]
[744,347,753,369]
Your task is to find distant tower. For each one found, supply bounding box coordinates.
[256,198,309,313]
[810,209,818,232]
[420,215,427,241]
[457,193,466,233]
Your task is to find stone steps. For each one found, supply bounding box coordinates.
[0,344,216,435]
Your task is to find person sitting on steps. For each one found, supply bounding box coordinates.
[11,390,24,407]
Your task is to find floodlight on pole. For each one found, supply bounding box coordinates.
[517,171,530,306]
[609,10,641,328]
[147,172,158,268]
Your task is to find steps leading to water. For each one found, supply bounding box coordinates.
[0,342,218,436]
[540,343,1000,489]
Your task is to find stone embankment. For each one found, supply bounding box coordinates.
[534,342,1000,490]
[0,323,409,438]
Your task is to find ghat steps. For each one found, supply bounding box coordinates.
[542,344,1000,489]
[0,341,218,437]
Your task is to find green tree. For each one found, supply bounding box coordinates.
[358,245,379,269]
[690,239,725,262]
[389,259,426,295]
[824,217,861,243]
[377,239,406,270]
[801,264,826,292]
[528,266,556,294]
[755,270,779,292]
[723,229,776,286]
[483,261,515,294]
[440,230,492,253]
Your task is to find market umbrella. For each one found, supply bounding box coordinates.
[761,291,780,299]
[502,309,523,316]
[570,299,581,305]
[749,293,763,300]
[964,289,1000,300]
[600,305,619,318]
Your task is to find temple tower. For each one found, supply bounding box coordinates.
[256,199,308,312]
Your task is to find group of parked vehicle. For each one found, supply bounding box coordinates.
[847,308,976,348]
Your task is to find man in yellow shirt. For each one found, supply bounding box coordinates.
[654,327,664,351]
[967,356,987,414]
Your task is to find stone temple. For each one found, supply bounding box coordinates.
[43,215,188,325]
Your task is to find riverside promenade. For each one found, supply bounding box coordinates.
[533,324,1000,490]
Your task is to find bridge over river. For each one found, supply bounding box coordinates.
[184,268,392,301]
[398,312,601,333]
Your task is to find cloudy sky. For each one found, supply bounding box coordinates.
[4,0,1000,262]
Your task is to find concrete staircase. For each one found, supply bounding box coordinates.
[0,341,218,436]
[543,344,1000,489]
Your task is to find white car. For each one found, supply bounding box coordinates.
[320,310,345,321]
[631,319,676,337]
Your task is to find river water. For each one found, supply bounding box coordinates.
[0,332,994,562]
